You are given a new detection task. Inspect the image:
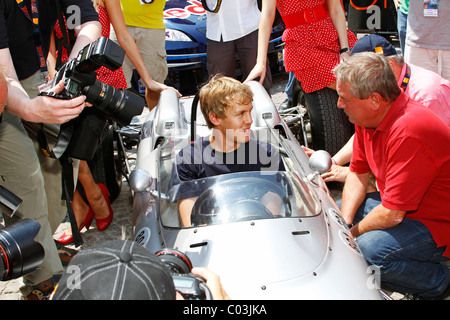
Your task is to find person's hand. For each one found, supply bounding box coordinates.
[191,267,231,300]
[339,51,351,63]
[244,63,266,85]
[28,80,87,124]
[145,82,181,109]
[301,145,315,157]
[146,80,180,97]
[321,164,349,183]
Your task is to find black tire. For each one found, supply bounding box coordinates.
[292,81,354,156]
[88,125,123,203]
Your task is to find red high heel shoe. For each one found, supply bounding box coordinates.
[96,183,113,231]
[56,209,94,245]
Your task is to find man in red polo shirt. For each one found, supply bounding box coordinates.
[335,52,450,299]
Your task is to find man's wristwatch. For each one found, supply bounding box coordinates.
[339,47,350,54]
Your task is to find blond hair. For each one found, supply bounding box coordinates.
[199,74,253,129]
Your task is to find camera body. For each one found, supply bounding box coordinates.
[172,273,211,300]
[50,37,144,160]
[57,36,124,98]
[155,249,212,300]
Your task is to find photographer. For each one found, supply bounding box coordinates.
[0,0,101,299]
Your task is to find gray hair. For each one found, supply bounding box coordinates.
[334,52,401,101]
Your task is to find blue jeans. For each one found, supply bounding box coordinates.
[338,192,450,297]
[285,71,295,101]
[397,10,408,56]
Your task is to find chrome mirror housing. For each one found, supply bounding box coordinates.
[129,169,153,193]
[307,150,332,182]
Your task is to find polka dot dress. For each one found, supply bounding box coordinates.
[95,5,128,89]
[277,0,357,93]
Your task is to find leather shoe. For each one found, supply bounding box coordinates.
[23,278,56,300]
[56,209,94,245]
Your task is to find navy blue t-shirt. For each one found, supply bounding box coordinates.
[176,137,285,181]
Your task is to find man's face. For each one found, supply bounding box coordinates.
[336,81,374,128]
[211,100,253,146]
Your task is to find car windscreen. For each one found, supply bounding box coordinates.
[167,170,320,227]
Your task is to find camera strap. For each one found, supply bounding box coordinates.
[59,154,83,247]
[35,93,81,245]
[37,92,74,159]
[201,0,222,13]
[55,0,76,70]
[15,0,49,82]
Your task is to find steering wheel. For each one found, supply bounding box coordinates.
[227,199,274,222]
[191,188,274,226]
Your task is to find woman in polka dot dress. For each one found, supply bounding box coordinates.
[246,0,357,93]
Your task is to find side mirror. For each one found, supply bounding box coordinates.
[129,169,153,193]
[307,150,332,182]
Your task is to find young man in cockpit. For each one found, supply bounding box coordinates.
[175,75,284,226]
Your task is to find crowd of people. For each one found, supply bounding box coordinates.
[0,0,449,300]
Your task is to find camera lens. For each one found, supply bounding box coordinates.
[83,80,144,126]
[0,219,44,281]
[155,248,193,274]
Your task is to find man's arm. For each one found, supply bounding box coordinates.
[332,134,354,166]
[340,170,370,225]
[341,169,406,238]
[350,204,406,238]
[178,197,197,227]
[1,21,101,124]
[1,47,86,123]
[70,20,101,59]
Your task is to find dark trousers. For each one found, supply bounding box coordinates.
[207,30,272,93]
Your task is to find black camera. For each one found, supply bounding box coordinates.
[155,248,212,300]
[0,186,44,281]
[50,37,144,160]
[0,219,44,281]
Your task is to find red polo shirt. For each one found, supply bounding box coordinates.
[350,91,450,257]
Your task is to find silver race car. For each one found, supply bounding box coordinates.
[129,81,384,300]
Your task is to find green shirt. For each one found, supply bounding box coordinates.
[400,0,409,14]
